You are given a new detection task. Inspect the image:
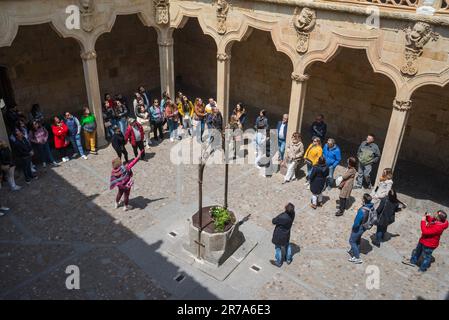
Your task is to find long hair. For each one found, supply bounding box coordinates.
[380,168,393,182]
[285,202,295,216]
[387,189,398,203]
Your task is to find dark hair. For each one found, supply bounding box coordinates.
[387,189,398,203]
[347,156,357,168]
[104,93,110,100]
[31,103,40,113]
[285,203,295,215]
[260,110,266,116]
[318,156,326,166]
[438,210,447,222]
[363,193,372,204]
[368,133,376,139]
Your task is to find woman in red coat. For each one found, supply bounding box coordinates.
[51,116,70,162]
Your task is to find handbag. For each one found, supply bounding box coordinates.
[336,175,344,188]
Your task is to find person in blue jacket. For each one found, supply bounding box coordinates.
[348,193,373,264]
[323,138,341,190]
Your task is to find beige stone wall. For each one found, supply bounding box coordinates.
[229,30,292,122]
[96,14,160,103]
[402,85,449,174]
[0,23,86,118]
[302,49,395,148]
[173,18,217,97]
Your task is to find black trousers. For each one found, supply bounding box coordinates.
[114,146,129,163]
[151,121,164,141]
[132,140,145,158]
[338,197,347,213]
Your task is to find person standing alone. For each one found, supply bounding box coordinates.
[271,203,296,267]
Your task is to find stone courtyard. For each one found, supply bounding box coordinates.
[1,136,448,300]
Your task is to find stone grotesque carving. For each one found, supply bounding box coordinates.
[154,0,170,25]
[79,0,95,32]
[401,22,439,76]
[293,7,316,54]
[393,99,412,111]
[215,0,230,35]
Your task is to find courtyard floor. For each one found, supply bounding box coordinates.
[1,135,448,300]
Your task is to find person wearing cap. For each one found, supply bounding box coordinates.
[111,125,129,163]
[125,118,145,158]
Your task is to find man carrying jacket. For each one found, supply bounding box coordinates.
[403,210,448,272]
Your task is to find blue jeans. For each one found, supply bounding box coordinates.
[356,163,373,187]
[349,227,365,259]
[275,244,292,265]
[117,118,127,135]
[411,242,434,272]
[35,142,55,164]
[68,134,85,156]
[167,119,179,139]
[306,163,312,181]
[375,225,387,243]
[326,166,335,188]
[278,139,286,160]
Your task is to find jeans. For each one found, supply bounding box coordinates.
[327,166,335,188]
[275,244,292,265]
[349,226,365,259]
[356,163,373,187]
[167,119,179,139]
[255,131,266,158]
[68,134,85,156]
[192,118,205,142]
[375,225,388,243]
[278,139,286,160]
[19,156,33,182]
[117,118,127,135]
[182,116,192,136]
[35,142,56,164]
[306,163,312,181]
[411,242,434,272]
[1,165,18,188]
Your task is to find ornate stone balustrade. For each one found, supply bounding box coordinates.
[318,0,449,14]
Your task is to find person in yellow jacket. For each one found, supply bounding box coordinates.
[304,136,323,186]
[177,95,194,137]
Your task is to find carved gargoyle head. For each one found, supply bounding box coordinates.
[405,22,439,52]
[294,7,316,33]
[216,0,230,16]
[79,0,93,13]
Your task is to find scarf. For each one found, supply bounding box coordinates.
[110,165,134,190]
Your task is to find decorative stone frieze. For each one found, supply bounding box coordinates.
[393,99,412,111]
[401,22,439,76]
[215,0,230,35]
[291,72,309,82]
[293,7,316,54]
[79,0,96,32]
[154,0,170,25]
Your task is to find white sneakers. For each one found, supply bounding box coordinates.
[348,257,363,264]
[62,157,70,162]
[42,162,47,168]
[82,155,88,160]
[123,205,132,211]
[11,185,22,191]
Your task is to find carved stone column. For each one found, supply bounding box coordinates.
[376,99,412,183]
[158,35,175,98]
[217,53,231,125]
[286,72,309,144]
[80,50,106,146]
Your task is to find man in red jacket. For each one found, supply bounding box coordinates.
[403,210,448,272]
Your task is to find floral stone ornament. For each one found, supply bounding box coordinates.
[401,21,439,76]
[154,0,170,25]
[293,7,316,54]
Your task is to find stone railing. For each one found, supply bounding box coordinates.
[319,0,449,14]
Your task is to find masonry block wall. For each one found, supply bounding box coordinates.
[96,14,160,103]
[0,24,86,118]
[302,49,395,150]
[230,30,291,121]
[174,19,217,97]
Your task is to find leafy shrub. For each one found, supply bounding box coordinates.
[209,206,233,232]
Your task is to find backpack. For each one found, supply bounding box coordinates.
[361,205,378,230]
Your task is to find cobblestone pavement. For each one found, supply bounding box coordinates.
[1,136,448,300]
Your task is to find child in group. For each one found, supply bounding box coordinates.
[109,149,144,211]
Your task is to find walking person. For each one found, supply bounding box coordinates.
[348,193,374,264]
[0,140,21,191]
[335,157,357,216]
[64,112,88,160]
[355,134,381,189]
[51,116,70,162]
[310,114,327,145]
[276,114,288,161]
[270,203,296,267]
[80,107,97,155]
[29,120,59,167]
[111,125,129,163]
[372,189,405,247]
[125,118,145,158]
[403,210,448,272]
[282,132,304,184]
[110,149,144,212]
[149,99,164,142]
[309,156,329,209]
[323,138,341,190]
[304,137,323,186]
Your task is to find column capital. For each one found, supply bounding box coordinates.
[217,53,231,61]
[393,99,412,111]
[291,73,309,82]
[158,38,174,47]
[80,50,97,60]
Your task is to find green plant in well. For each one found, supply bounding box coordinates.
[209,206,232,232]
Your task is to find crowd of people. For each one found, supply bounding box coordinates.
[0,92,447,274]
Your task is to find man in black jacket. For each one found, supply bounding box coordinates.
[310,114,327,145]
[12,129,35,184]
[271,203,296,267]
